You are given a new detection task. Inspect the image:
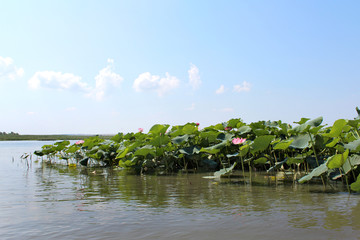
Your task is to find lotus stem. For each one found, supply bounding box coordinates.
[308,131,325,187]
[240,155,245,184]
[341,167,351,193]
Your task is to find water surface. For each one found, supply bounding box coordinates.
[1,141,359,240]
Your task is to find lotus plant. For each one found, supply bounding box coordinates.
[75,140,84,145]
[232,138,246,145]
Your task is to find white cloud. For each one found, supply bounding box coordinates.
[88,59,124,101]
[233,81,251,92]
[188,63,201,90]
[29,60,124,101]
[0,56,24,80]
[185,103,195,111]
[215,85,225,94]
[28,71,89,92]
[133,72,179,96]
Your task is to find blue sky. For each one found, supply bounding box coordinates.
[0,0,359,134]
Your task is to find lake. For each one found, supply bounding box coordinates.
[1,141,360,240]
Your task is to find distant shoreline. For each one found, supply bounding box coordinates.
[0,134,114,141]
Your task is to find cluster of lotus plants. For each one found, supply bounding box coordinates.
[34,108,360,192]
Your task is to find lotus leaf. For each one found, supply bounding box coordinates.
[213,162,237,178]
[323,119,347,138]
[289,134,311,149]
[298,162,328,183]
[254,157,268,165]
[344,139,360,153]
[149,124,169,135]
[273,139,294,150]
[237,125,251,135]
[327,149,349,169]
[172,134,190,144]
[134,145,156,157]
[351,174,360,192]
[250,135,275,154]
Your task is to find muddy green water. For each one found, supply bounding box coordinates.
[1,141,360,240]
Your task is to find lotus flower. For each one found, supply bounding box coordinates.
[224,127,233,131]
[232,138,246,145]
[196,122,200,126]
[75,140,84,145]
[138,128,144,133]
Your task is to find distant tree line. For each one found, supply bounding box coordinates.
[0,132,19,135]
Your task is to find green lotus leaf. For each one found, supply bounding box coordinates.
[150,135,170,147]
[199,131,220,143]
[325,137,340,148]
[179,146,200,155]
[213,123,226,131]
[289,134,311,149]
[111,133,123,143]
[66,145,80,154]
[83,136,104,149]
[254,157,268,165]
[344,139,360,153]
[267,158,287,172]
[227,118,241,128]
[292,124,310,133]
[116,148,129,159]
[237,125,251,135]
[327,149,349,169]
[213,162,237,178]
[134,145,156,157]
[308,125,324,134]
[149,124,170,135]
[323,119,347,138]
[54,140,70,151]
[172,134,190,145]
[250,135,275,154]
[348,119,360,128]
[351,174,360,192]
[298,162,328,183]
[200,141,227,154]
[286,157,305,164]
[182,124,198,135]
[356,107,360,120]
[273,139,294,150]
[342,154,360,173]
[306,116,323,127]
[293,118,310,125]
[254,129,270,136]
[217,133,234,141]
[239,144,250,157]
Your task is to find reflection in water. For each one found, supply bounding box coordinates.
[34,165,360,232]
[1,141,360,240]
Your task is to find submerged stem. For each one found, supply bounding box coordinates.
[308,131,325,187]
[240,155,245,184]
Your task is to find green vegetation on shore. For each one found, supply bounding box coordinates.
[32,107,360,192]
[0,134,113,141]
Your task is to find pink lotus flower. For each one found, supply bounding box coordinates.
[232,138,246,145]
[195,123,200,126]
[75,140,84,145]
[225,127,233,131]
[138,128,144,133]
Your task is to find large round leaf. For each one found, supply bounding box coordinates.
[250,135,275,154]
[289,134,311,149]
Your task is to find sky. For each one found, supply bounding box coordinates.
[0,0,359,134]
